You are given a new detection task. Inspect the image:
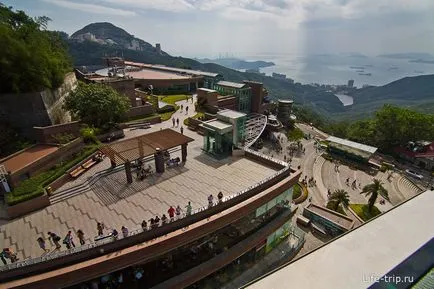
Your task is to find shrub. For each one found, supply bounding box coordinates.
[51,133,76,144]
[292,184,302,200]
[322,154,334,162]
[80,127,99,144]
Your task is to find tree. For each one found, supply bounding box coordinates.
[64,82,130,128]
[328,189,350,211]
[360,179,389,212]
[287,127,304,142]
[0,5,71,93]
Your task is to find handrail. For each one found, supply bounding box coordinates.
[0,149,292,273]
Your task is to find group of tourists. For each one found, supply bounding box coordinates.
[345,178,361,190]
[4,192,227,265]
[180,104,189,115]
[0,248,19,265]
[208,192,224,208]
[172,117,184,134]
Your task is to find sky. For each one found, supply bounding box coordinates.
[3,0,434,58]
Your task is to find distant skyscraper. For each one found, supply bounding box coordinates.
[348,79,354,88]
[156,43,161,55]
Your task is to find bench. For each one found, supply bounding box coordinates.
[82,159,97,169]
[70,166,86,178]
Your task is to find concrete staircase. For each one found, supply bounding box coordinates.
[49,147,182,204]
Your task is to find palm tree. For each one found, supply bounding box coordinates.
[328,189,350,211]
[361,179,389,211]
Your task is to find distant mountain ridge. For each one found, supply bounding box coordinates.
[378,52,433,60]
[70,22,168,55]
[196,57,275,70]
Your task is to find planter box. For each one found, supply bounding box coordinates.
[7,194,50,219]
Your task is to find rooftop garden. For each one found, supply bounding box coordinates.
[349,203,381,221]
[7,144,99,206]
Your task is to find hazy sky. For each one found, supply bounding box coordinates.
[4,0,434,58]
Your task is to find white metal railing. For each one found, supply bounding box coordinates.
[0,150,290,272]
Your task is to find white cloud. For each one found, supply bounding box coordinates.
[41,0,136,16]
[101,0,195,12]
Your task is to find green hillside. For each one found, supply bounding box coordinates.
[333,74,434,119]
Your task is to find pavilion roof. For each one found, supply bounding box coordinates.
[100,129,194,165]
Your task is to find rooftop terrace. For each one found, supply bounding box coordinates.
[0,144,59,174]
[0,136,278,261]
[304,203,354,230]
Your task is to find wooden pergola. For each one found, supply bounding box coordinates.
[100,129,194,183]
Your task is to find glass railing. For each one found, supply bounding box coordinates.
[0,149,291,272]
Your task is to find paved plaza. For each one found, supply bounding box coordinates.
[0,96,278,261]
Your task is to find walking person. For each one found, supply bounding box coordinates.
[185,201,192,216]
[176,205,182,219]
[176,118,179,127]
[180,104,183,112]
[186,106,189,115]
[168,206,175,222]
[217,191,224,204]
[121,226,128,238]
[112,229,119,240]
[63,231,75,249]
[76,229,85,245]
[161,214,168,225]
[121,226,129,238]
[180,126,184,134]
[47,232,62,249]
[97,222,104,236]
[208,194,214,208]
[37,237,49,253]
[141,220,147,231]
[172,117,175,127]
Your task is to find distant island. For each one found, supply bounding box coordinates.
[195,57,275,70]
[378,52,433,60]
[409,59,434,64]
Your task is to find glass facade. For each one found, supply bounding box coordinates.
[255,187,293,218]
[238,92,251,114]
[203,130,233,158]
[235,117,246,144]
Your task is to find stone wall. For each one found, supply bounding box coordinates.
[7,194,50,219]
[0,73,77,138]
[33,121,81,144]
[125,104,155,119]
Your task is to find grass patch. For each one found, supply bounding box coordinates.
[349,203,381,221]
[326,201,347,215]
[7,144,100,206]
[292,183,302,200]
[158,94,189,105]
[184,112,205,126]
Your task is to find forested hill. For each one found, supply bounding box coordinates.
[339,74,434,118]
